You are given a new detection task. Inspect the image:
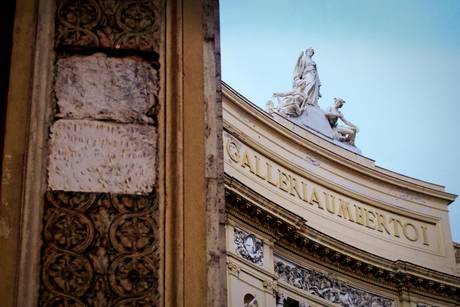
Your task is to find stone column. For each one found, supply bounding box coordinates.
[163,1,226,306]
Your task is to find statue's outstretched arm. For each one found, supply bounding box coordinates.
[339,114,358,130]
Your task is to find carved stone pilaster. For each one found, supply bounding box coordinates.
[39,191,159,306]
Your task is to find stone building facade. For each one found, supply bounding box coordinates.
[1,0,226,306]
[1,1,459,307]
[222,83,460,306]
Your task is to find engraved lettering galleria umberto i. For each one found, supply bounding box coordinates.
[225,137,433,247]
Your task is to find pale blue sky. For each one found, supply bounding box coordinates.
[220,0,460,242]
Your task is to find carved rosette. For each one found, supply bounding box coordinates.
[234,228,264,266]
[55,0,162,53]
[40,191,159,306]
[274,257,394,307]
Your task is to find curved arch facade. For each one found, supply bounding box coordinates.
[222,82,460,307]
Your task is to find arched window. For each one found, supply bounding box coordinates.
[243,293,258,307]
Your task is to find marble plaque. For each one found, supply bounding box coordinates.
[55,53,158,124]
[48,119,156,194]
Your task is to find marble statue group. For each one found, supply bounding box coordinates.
[267,48,359,147]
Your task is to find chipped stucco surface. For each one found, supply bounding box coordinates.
[48,119,156,194]
[55,53,158,124]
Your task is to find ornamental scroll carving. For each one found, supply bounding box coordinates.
[234,228,264,266]
[274,258,393,307]
[55,0,162,53]
[39,191,159,306]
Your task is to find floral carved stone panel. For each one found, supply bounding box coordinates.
[234,228,264,266]
[55,0,162,53]
[39,191,159,306]
[274,257,393,307]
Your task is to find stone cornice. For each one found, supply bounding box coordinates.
[225,177,460,303]
[222,81,457,204]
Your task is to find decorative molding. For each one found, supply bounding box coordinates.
[55,0,162,53]
[234,228,264,266]
[39,191,159,306]
[304,154,320,166]
[454,243,460,264]
[227,260,241,278]
[225,185,460,302]
[262,279,278,294]
[275,257,393,306]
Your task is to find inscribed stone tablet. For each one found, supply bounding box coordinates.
[48,119,156,194]
[55,53,158,124]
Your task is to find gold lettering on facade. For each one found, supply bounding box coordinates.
[310,188,324,209]
[225,138,433,246]
[420,225,430,246]
[403,223,419,242]
[301,181,309,202]
[365,209,377,230]
[377,214,391,235]
[390,218,403,238]
[254,155,266,180]
[278,170,290,192]
[324,192,336,214]
[337,200,355,222]
[355,205,365,226]
[241,151,255,174]
[289,175,302,199]
[226,140,240,163]
[266,162,277,187]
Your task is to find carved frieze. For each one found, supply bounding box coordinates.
[55,0,161,53]
[55,54,159,124]
[40,191,159,306]
[274,257,393,307]
[234,228,264,266]
[226,178,460,303]
[48,119,156,194]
